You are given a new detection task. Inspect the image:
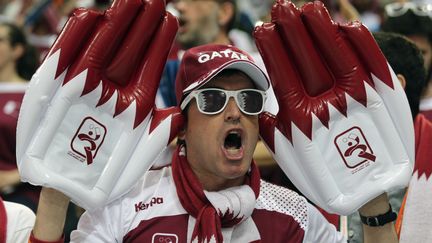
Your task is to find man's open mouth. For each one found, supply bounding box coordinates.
[224,131,242,150]
[222,130,244,160]
[178,18,186,27]
[178,17,187,33]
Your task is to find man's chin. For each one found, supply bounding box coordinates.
[221,162,250,179]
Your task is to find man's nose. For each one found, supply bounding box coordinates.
[224,97,241,122]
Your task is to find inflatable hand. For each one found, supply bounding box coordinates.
[254,0,414,215]
[16,0,183,210]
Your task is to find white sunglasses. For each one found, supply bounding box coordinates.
[385,2,432,17]
[180,88,267,115]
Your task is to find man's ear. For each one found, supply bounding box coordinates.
[396,74,406,89]
[218,2,234,29]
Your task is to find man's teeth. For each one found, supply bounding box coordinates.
[226,148,240,155]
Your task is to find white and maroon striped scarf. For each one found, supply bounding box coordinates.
[172,146,260,243]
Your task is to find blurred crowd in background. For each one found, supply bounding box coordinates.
[0,0,431,102]
[0,0,430,68]
[1,0,431,111]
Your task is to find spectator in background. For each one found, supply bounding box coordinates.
[0,20,82,242]
[158,0,257,108]
[174,0,255,52]
[381,2,432,121]
[0,196,35,243]
[5,0,112,61]
[0,21,39,211]
[174,0,235,49]
[347,31,432,243]
[0,22,38,81]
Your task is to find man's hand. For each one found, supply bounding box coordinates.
[254,0,414,215]
[16,0,183,210]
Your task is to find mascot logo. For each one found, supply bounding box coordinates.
[334,126,376,169]
[70,117,106,165]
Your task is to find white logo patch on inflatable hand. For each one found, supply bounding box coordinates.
[16,0,183,210]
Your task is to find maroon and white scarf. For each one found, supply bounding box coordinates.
[172,145,260,243]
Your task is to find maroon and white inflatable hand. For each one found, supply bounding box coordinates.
[255,0,414,215]
[16,0,183,210]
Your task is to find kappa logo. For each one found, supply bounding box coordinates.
[197,49,250,63]
[152,233,178,243]
[69,117,107,165]
[135,197,164,212]
[334,126,376,170]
